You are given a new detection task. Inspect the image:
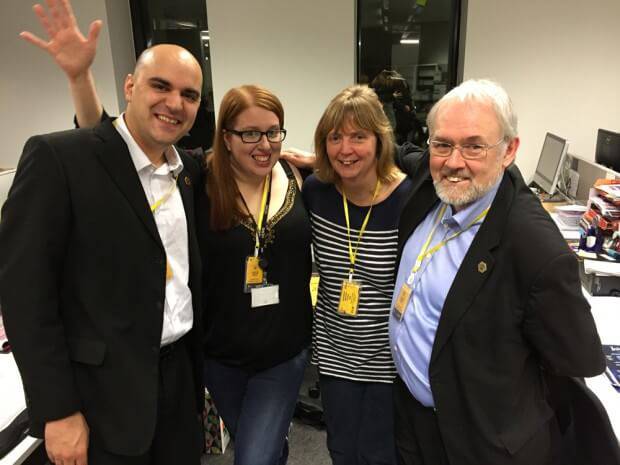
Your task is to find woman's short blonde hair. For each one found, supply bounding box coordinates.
[314,85,397,184]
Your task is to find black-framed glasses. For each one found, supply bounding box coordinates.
[224,128,287,143]
[427,138,505,160]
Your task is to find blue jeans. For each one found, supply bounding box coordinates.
[204,349,308,465]
[320,375,397,465]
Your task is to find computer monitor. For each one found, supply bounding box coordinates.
[531,133,569,196]
[595,128,620,172]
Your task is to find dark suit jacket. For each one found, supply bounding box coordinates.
[0,118,204,455]
[397,152,606,465]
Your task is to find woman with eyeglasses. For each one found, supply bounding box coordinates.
[197,85,312,465]
[22,4,312,465]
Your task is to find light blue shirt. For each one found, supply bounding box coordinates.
[389,181,501,407]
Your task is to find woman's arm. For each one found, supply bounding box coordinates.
[20,0,104,128]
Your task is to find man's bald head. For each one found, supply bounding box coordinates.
[133,44,202,83]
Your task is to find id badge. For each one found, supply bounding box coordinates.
[309,273,320,309]
[338,280,361,316]
[244,256,264,293]
[251,285,279,308]
[393,283,412,320]
[165,260,173,281]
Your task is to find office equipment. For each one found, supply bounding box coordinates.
[531,133,569,197]
[596,129,620,173]
[563,155,620,202]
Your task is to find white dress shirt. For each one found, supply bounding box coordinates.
[114,114,193,346]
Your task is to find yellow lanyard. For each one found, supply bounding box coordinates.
[253,173,271,256]
[112,118,179,214]
[343,179,381,280]
[407,203,490,284]
[150,174,178,213]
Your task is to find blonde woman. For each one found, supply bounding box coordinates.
[302,85,416,465]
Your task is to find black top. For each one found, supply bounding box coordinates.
[197,160,313,372]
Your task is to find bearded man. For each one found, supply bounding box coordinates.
[389,79,604,465]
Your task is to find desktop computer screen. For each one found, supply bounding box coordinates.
[595,128,620,172]
[531,132,569,196]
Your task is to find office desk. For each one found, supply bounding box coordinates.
[0,354,42,465]
[543,200,620,439]
[585,291,620,440]
[0,437,42,465]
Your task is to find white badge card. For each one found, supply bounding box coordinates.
[251,285,280,308]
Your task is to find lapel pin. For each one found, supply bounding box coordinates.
[478,261,487,274]
[184,176,191,186]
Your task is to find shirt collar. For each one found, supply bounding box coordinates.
[441,175,503,230]
[114,113,184,176]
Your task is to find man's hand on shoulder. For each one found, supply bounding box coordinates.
[281,147,316,171]
[45,411,90,465]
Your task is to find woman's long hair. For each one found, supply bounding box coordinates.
[207,85,284,231]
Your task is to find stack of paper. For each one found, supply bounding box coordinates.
[596,184,620,206]
[554,204,587,229]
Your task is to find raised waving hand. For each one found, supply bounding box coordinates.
[20,0,104,127]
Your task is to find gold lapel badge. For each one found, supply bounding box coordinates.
[478,261,487,274]
[184,176,192,186]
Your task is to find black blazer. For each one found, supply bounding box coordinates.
[397,153,605,465]
[0,119,203,455]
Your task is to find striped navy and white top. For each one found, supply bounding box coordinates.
[303,174,413,383]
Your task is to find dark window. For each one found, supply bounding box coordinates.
[130,0,215,150]
[357,0,463,146]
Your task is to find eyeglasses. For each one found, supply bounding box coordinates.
[225,128,287,143]
[427,138,505,160]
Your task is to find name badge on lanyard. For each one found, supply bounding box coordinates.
[245,256,264,288]
[338,180,381,318]
[393,203,491,322]
[242,174,275,303]
[338,279,361,316]
[393,283,412,320]
[147,168,178,283]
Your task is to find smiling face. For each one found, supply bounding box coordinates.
[224,106,282,181]
[325,122,379,187]
[123,45,202,161]
[430,100,518,210]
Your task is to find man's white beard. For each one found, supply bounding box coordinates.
[433,167,504,209]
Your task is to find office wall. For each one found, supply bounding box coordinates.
[207,0,356,151]
[462,0,620,181]
[0,0,133,169]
